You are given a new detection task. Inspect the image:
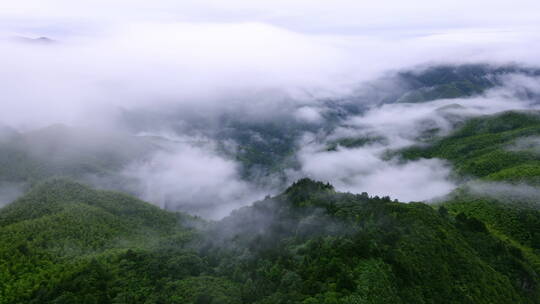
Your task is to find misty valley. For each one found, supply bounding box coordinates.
[1,61,540,304]
[5,0,540,301]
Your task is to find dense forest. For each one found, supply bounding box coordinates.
[1,176,539,303]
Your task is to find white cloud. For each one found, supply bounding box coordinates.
[466,181,540,203]
[295,140,455,202]
[1,20,539,130]
[123,141,264,219]
[294,106,323,123]
[294,77,540,203]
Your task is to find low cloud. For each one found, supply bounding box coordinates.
[465,181,540,205]
[294,106,324,124]
[0,182,25,207]
[122,139,266,219]
[294,142,455,202]
[292,75,540,203]
[507,136,540,155]
[1,20,540,130]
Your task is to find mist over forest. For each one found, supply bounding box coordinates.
[1,1,540,303]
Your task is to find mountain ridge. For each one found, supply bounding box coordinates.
[1,177,539,303]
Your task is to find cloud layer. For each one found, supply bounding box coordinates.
[1,1,539,217]
[122,140,265,219]
[293,74,540,201]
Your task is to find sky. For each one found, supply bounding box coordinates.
[1,0,540,35]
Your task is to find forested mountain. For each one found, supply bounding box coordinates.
[0,179,199,303]
[1,63,540,303]
[400,111,540,180]
[398,110,540,289]
[1,178,539,303]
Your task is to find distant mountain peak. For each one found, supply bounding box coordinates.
[285,178,334,194]
[283,178,335,207]
[10,36,56,45]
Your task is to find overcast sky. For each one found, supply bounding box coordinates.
[2,0,540,37]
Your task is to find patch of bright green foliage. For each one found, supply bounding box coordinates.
[401,111,540,182]
[0,179,202,304]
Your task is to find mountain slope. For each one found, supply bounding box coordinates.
[204,179,539,304]
[397,110,540,288]
[0,179,201,304]
[2,178,537,303]
[401,111,540,181]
